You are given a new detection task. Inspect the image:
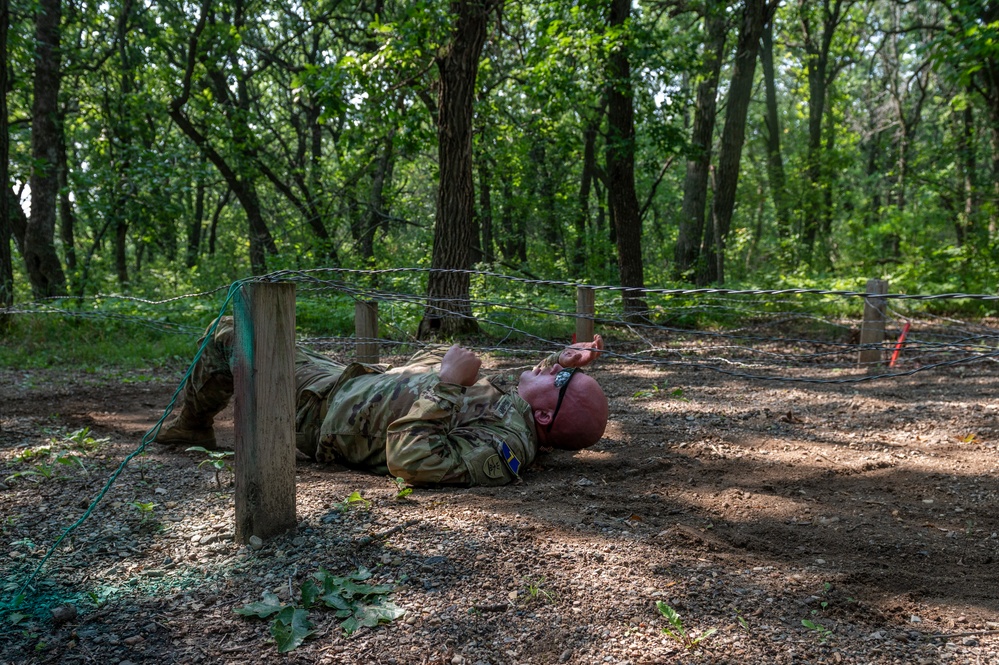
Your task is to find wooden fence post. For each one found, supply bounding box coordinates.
[355,301,379,364]
[233,282,297,543]
[576,286,595,344]
[858,278,888,371]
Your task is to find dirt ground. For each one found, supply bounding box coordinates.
[1,345,998,664]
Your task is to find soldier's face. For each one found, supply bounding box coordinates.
[517,363,566,410]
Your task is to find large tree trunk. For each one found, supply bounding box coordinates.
[0,0,13,321]
[23,0,68,298]
[605,0,645,317]
[675,6,727,280]
[700,0,773,285]
[419,0,500,338]
[760,18,791,240]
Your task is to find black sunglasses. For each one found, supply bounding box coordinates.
[545,367,579,434]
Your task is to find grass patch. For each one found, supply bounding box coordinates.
[0,315,194,370]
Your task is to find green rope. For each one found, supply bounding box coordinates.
[2,280,249,612]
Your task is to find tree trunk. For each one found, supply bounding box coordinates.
[605,0,645,317]
[0,0,13,321]
[700,0,772,286]
[574,114,600,274]
[476,158,493,262]
[675,6,727,280]
[57,130,76,274]
[799,0,851,264]
[360,132,395,263]
[954,102,976,246]
[23,0,68,298]
[760,18,791,240]
[419,0,500,338]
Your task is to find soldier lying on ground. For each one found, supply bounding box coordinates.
[154,316,609,487]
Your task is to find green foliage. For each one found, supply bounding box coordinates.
[235,568,405,652]
[801,618,832,642]
[5,428,105,484]
[393,477,413,500]
[186,447,235,490]
[656,601,717,650]
[4,0,999,344]
[633,384,687,401]
[0,315,194,371]
[336,491,372,512]
[130,501,157,522]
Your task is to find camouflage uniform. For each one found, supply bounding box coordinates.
[180,317,553,487]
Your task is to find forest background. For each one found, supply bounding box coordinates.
[2,0,998,340]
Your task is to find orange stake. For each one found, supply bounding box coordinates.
[889,321,911,368]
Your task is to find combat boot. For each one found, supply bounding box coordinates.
[154,372,233,449]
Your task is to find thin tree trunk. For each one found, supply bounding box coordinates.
[360,132,395,262]
[57,130,76,274]
[0,0,11,322]
[419,0,500,338]
[799,0,851,264]
[700,0,773,286]
[675,6,727,279]
[574,113,601,274]
[187,171,205,268]
[605,0,645,317]
[760,18,791,240]
[24,0,68,298]
[477,158,493,263]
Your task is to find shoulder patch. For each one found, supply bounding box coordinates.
[482,454,506,479]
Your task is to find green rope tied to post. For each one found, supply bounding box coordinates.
[2,279,251,613]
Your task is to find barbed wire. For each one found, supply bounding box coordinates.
[3,268,998,386]
[4,269,999,611]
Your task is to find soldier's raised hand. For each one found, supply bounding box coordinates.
[558,334,604,368]
[438,344,482,386]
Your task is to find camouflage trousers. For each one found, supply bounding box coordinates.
[183,316,348,458]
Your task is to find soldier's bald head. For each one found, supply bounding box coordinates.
[517,366,609,450]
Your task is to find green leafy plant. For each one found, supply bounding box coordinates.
[393,477,413,500]
[55,452,88,475]
[656,601,717,650]
[131,501,157,522]
[13,446,51,463]
[235,567,405,653]
[187,446,235,489]
[523,576,556,604]
[802,618,832,642]
[633,384,688,401]
[633,384,662,399]
[60,427,109,452]
[336,490,372,511]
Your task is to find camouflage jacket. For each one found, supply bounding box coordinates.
[295,349,560,487]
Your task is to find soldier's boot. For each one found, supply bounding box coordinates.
[154,372,233,449]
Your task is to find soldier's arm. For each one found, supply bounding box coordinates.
[535,334,605,369]
[384,381,518,487]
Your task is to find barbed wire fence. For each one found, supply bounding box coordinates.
[3,268,999,611]
[5,268,999,385]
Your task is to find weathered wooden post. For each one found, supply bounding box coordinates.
[576,286,595,344]
[233,282,297,543]
[858,278,888,371]
[355,300,379,364]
